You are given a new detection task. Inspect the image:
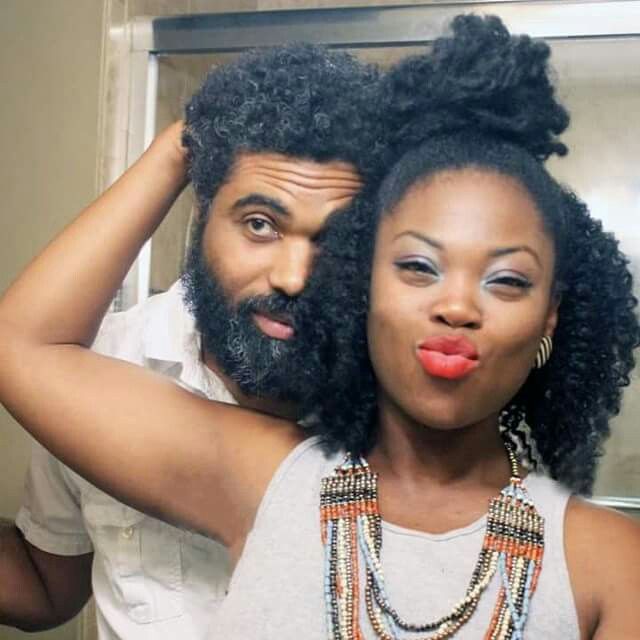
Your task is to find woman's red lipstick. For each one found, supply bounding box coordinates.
[417,336,479,380]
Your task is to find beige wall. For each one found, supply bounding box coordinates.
[0,1,104,639]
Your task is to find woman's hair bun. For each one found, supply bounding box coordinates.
[383,14,570,161]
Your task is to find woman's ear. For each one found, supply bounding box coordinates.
[192,203,204,223]
[544,295,561,337]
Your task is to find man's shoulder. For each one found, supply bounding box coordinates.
[92,281,191,361]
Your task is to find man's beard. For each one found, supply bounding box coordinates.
[182,239,310,404]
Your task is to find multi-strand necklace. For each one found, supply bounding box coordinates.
[320,441,544,640]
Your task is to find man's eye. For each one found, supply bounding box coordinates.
[245,217,278,239]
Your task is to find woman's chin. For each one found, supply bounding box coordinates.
[405,397,502,435]
[379,385,499,435]
[406,406,478,433]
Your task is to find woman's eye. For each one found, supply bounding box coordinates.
[245,217,278,239]
[487,274,532,290]
[394,258,438,276]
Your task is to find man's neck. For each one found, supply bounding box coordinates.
[202,350,299,421]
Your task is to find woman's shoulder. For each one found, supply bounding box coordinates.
[565,495,640,563]
[565,496,640,638]
[566,494,640,551]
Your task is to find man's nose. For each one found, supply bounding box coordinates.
[430,276,482,330]
[268,240,314,298]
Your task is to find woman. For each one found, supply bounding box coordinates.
[0,15,638,639]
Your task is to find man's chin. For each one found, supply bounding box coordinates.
[201,332,299,400]
[232,366,301,404]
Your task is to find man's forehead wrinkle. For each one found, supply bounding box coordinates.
[231,152,362,186]
[241,181,353,213]
[254,174,361,201]
[236,163,361,185]
[251,160,361,179]
[254,168,362,190]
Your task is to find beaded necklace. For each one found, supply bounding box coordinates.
[320,441,544,640]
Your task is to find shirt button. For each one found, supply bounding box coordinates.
[122,526,135,539]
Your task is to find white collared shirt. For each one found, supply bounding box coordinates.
[16,281,233,639]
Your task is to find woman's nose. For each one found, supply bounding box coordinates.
[429,278,482,329]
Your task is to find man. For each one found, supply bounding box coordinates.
[0,43,384,638]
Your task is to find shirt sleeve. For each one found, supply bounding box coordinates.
[15,303,152,556]
[15,441,93,556]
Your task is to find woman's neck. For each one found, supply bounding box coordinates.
[369,391,510,489]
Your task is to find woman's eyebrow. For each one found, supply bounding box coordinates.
[489,246,542,267]
[394,231,543,267]
[231,193,290,218]
[393,230,443,250]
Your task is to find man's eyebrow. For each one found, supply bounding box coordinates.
[232,194,290,218]
[489,246,542,267]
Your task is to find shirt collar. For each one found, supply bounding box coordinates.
[142,279,199,367]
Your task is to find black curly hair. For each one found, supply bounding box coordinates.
[183,42,387,224]
[297,15,639,495]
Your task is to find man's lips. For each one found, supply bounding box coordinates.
[417,335,479,380]
[253,312,294,340]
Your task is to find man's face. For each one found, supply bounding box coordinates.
[184,152,362,404]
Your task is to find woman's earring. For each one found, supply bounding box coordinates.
[534,335,553,369]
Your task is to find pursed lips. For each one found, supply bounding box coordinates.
[416,335,480,380]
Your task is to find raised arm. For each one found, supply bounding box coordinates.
[1,122,188,348]
[0,124,300,551]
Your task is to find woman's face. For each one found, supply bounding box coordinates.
[367,168,559,431]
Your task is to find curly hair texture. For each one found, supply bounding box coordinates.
[510,190,639,493]
[381,14,569,162]
[298,15,640,495]
[183,42,386,225]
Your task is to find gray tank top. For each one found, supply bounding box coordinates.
[211,437,579,639]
